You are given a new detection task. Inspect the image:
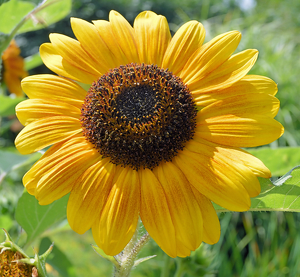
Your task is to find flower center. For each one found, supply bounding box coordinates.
[80,63,197,170]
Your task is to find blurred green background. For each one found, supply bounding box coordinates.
[1,0,300,276]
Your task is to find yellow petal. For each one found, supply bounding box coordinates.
[220,148,271,178]
[196,114,284,147]
[185,139,261,197]
[71,17,118,71]
[23,136,79,194]
[92,19,128,66]
[162,21,205,75]
[189,49,258,93]
[153,162,203,252]
[92,167,140,256]
[15,116,82,154]
[16,99,81,126]
[109,10,139,64]
[23,136,100,205]
[49,33,102,75]
[21,74,86,108]
[194,75,278,107]
[193,134,271,178]
[67,158,116,234]
[173,150,251,211]
[40,43,97,84]
[180,31,241,85]
[199,93,280,120]
[139,168,177,257]
[134,11,171,66]
[176,243,193,258]
[191,188,220,244]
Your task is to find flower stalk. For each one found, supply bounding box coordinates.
[113,232,151,277]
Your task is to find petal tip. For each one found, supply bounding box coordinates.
[109,10,121,18]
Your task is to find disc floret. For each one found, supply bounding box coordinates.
[81,63,197,170]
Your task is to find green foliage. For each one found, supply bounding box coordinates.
[248,147,300,176]
[0,95,25,117]
[0,0,72,34]
[24,52,43,70]
[0,0,35,34]
[39,237,77,277]
[15,191,68,246]
[0,0,10,5]
[210,211,300,277]
[20,0,72,33]
[0,214,13,230]
[252,167,300,211]
[0,32,10,55]
[0,150,41,182]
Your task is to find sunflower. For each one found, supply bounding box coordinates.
[15,11,284,258]
[1,40,28,97]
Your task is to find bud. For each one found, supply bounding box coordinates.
[0,248,37,276]
[0,229,53,277]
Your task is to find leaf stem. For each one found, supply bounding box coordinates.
[8,0,47,39]
[0,0,59,53]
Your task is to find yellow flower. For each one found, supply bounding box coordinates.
[15,11,283,258]
[1,40,28,97]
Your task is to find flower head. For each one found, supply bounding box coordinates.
[1,40,28,97]
[15,11,284,257]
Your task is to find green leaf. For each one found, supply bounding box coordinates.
[134,255,157,267]
[0,150,41,174]
[0,150,28,174]
[0,0,72,35]
[247,147,300,176]
[0,95,25,116]
[251,168,300,212]
[19,0,72,34]
[272,166,300,186]
[15,191,69,245]
[39,237,77,277]
[0,0,35,34]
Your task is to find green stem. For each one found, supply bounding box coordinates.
[161,255,171,277]
[34,247,51,277]
[121,227,139,260]
[174,259,184,277]
[113,231,151,277]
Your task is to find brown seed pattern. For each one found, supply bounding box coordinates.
[0,250,37,277]
[81,63,197,170]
